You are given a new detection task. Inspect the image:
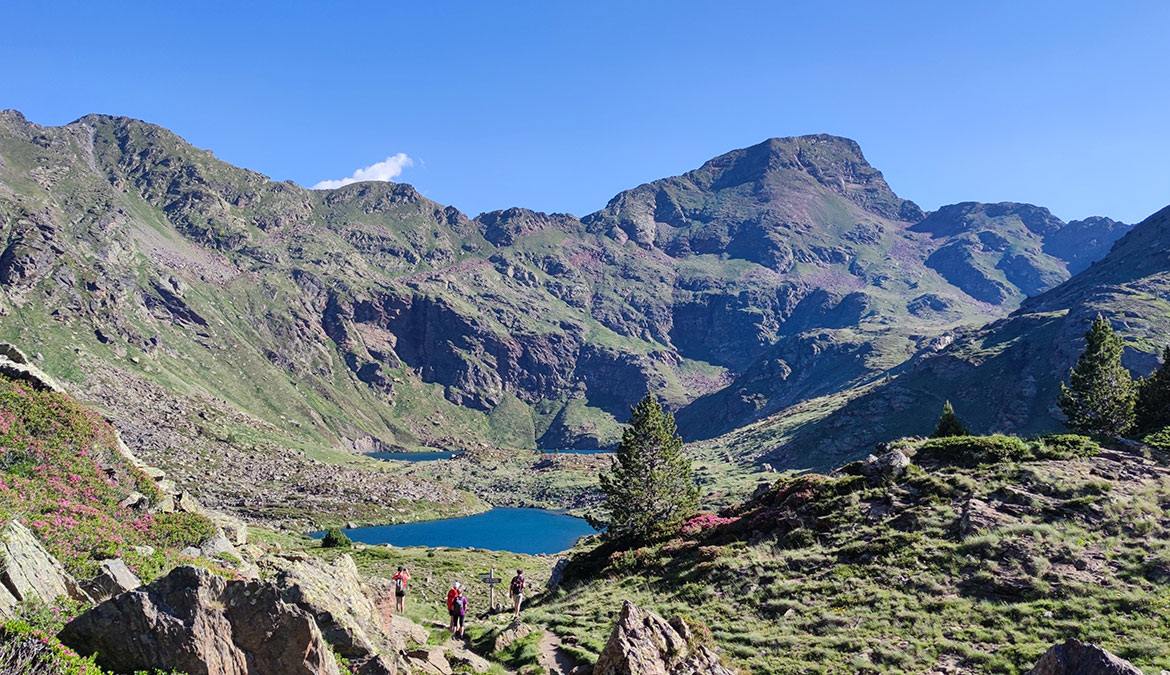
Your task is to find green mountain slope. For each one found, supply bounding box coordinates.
[719,204,1168,471]
[0,110,1131,475]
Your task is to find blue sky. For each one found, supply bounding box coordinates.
[3,1,1168,223]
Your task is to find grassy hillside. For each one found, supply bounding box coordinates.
[0,374,220,580]
[528,434,1170,673]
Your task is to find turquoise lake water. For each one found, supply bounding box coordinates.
[368,451,463,462]
[313,508,596,555]
[541,448,614,455]
[369,449,611,462]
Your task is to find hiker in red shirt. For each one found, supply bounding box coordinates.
[447,582,464,636]
[392,566,411,613]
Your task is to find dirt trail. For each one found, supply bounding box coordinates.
[537,630,579,674]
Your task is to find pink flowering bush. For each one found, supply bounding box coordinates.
[680,513,740,537]
[0,618,110,674]
[0,376,214,579]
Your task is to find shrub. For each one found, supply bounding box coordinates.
[1032,434,1101,460]
[1141,427,1170,451]
[916,435,1029,467]
[0,619,111,675]
[321,528,352,548]
[680,513,739,537]
[148,512,217,549]
[782,528,817,550]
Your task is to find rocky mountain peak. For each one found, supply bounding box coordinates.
[912,202,1065,238]
[475,207,580,246]
[689,134,924,222]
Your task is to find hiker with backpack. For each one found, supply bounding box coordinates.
[447,581,467,638]
[510,569,526,618]
[392,566,411,613]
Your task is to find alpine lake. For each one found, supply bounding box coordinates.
[312,507,597,555]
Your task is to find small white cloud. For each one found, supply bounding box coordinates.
[312,153,413,189]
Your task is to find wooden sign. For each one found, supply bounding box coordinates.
[480,567,502,609]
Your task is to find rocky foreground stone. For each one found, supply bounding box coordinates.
[593,601,734,675]
[0,520,91,616]
[59,565,341,675]
[1028,639,1143,675]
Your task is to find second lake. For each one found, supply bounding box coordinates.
[317,507,597,555]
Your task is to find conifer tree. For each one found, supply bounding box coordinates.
[931,400,969,438]
[1135,345,1170,433]
[597,393,699,542]
[1058,315,1136,435]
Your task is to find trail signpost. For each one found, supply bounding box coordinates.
[479,568,502,610]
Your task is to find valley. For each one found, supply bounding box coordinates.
[2,108,1170,674]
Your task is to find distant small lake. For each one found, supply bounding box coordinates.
[541,448,615,455]
[314,508,596,555]
[368,451,463,462]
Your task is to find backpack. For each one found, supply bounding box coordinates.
[453,595,467,616]
[510,576,524,595]
[394,575,405,592]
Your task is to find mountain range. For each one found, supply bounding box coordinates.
[0,109,1155,469]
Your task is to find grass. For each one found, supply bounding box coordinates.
[527,435,1170,674]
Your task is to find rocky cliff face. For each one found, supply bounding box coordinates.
[727,203,1168,469]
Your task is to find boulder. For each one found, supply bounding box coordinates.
[548,556,570,590]
[80,558,141,603]
[199,531,237,558]
[392,614,431,647]
[0,520,90,617]
[152,494,176,514]
[176,490,203,513]
[119,491,149,510]
[406,648,453,675]
[210,512,249,546]
[1028,640,1142,675]
[446,647,492,673]
[58,565,339,675]
[0,343,30,364]
[593,601,734,675]
[858,449,911,482]
[263,553,402,673]
[492,619,535,653]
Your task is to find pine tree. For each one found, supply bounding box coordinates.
[597,393,699,542]
[1058,315,1136,435]
[1135,345,1170,433]
[931,400,969,438]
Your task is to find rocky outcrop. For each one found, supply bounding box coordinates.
[593,601,734,675]
[0,343,64,393]
[58,565,340,675]
[80,558,141,603]
[1028,640,1142,675]
[263,553,402,674]
[0,520,90,617]
[491,619,536,654]
[405,648,453,674]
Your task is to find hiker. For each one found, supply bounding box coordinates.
[510,569,526,618]
[392,565,411,613]
[447,582,466,637]
[451,585,468,638]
